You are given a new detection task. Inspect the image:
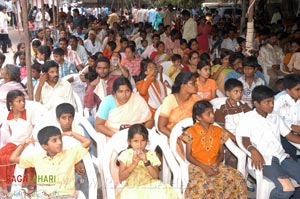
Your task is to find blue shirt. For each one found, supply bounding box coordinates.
[58,60,77,78]
[96,95,117,120]
[224,70,267,85]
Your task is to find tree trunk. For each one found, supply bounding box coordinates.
[20,0,33,100]
[240,0,247,34]
[41,1,46,44]
[246,0,256,56]
[52,0,56,42]
[56,0,59,40]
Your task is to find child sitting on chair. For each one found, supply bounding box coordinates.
[117,124,180,199]
[236,85,300,199]
[182,100,247,199]
[10,125,91,198]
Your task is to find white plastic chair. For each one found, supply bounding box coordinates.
[74,114,107,199]
[210,97,227,111]
[170,118,246,194]
[102,128,181,199]
[160,61,173,74]
[73,91,84,116]
[154,106,173,184]
[162,73,173,88]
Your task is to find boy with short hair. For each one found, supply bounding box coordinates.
[274,74,300,161]
[53,47,77,78]
[55,103,91,198]
[215,78,251,137]
[119,37,129,53]
[238,56,265,108]
[236,85,300,199]
[136,39,148,56]
[10,125,91,198]
[214,78,251,173]
[22,62,41,87]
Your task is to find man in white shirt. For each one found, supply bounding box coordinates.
[236,85,300,199]
[34,8,51,30]
[147,7,157,24]
[274,74,300,161]
[141,34,160,59]
[258,33,284,89]
[0,5,8,53]
[84,29,103,56]
[34,60,75,111]
[221,29,238,52]
[181,9,197,43]
[69,35,88,65]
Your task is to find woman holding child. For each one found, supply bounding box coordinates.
[95,76,152,138]
[182,100,247,198]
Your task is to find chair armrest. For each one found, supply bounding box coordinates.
[236,136,252,157]
[225,138,247,177]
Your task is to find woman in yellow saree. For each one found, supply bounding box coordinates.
[158,71,200,137]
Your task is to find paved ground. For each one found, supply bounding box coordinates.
[3,26,25,64]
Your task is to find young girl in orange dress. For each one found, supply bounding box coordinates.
[181,100,247,198]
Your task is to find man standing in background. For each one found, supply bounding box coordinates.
[0,5,8,53]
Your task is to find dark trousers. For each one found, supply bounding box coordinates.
[0,34,9,53]
[281,135,298,161]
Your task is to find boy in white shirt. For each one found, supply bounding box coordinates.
[236,85,300,199]
[274,74,300,161]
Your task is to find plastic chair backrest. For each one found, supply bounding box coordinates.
[160,61,173,74]
[170,118,192,193]
[73,91,84,116]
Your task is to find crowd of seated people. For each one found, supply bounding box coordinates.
[1,4,300,198]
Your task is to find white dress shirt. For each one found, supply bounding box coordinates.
[84,39,103,55]
[221,37,238,52]
[236,109,290,165]
[274,91,300,128]
[34,79,75,111]
[182,18,197,43]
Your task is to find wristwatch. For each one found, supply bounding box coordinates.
[144,160,151,167]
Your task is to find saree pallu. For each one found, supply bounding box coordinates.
[154,53,169,66]
[105,93,152,133]
[167,94,201,130]
[0,143,36,189]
